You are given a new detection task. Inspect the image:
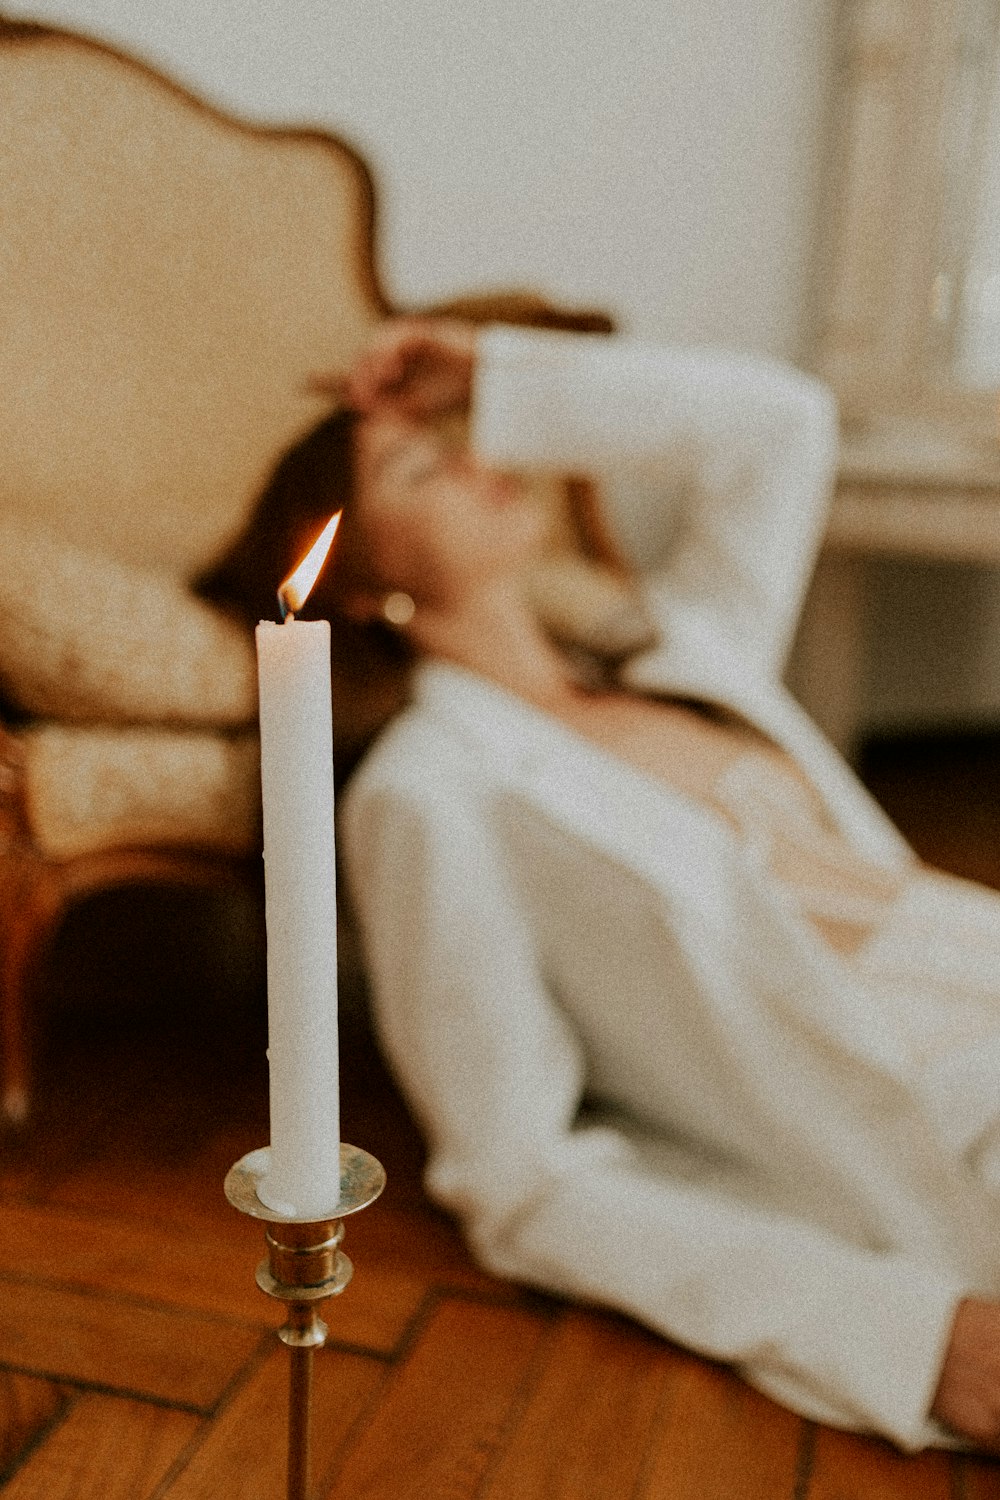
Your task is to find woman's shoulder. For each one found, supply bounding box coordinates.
[339,692,508,876]
[343,685,487,812]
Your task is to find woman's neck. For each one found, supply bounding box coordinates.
[407,578,584,712]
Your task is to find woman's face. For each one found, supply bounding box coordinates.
[352,411,548,608]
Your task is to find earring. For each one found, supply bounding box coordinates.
[381,591,416,628]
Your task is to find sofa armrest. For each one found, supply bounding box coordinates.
[0,515,258,728]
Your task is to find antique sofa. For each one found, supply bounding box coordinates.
[0,18,389,1121]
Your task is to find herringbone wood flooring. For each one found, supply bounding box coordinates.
[3,730,1000,1496]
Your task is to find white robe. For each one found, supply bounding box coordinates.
[342,326,1000,1451]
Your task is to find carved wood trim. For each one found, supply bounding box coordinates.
[0,16,392,322]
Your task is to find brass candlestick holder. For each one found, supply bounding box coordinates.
[225,1144,386,1500]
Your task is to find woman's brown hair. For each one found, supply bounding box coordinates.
[196,405,414,782]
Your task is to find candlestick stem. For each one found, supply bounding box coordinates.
[288,1341,313,1500]
[277,1289,330,1500]
[225,1144,386,1500]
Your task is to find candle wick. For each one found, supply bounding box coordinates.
[277,591,296,623]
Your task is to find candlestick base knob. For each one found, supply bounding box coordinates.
[277,1305,330,1350]
[255,1254,353,1303]
[254,1218,354,1306]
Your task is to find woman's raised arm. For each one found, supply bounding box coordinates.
[469,327,839,678]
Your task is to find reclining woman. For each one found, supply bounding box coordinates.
[207,317,1000,1453]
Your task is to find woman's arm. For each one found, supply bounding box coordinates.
[337,317,837,672]
[471,326,839,677]
[342,747,962,1451]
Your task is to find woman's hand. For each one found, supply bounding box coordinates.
[312,318,478,419]
[931,1297,1000,1450]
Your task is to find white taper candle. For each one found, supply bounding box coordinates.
[255,612,340,1218]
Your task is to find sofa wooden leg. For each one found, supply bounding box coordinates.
[1,958,32,1127]
[1,895,37,1127]
[0,860,64,1129]
[1,1079,28,1126]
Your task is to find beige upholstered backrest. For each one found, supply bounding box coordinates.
[0,21,384,579]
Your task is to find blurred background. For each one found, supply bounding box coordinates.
[6,0,1000,743]
[0,0,832,356]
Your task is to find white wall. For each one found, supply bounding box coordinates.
[2,0,836,359]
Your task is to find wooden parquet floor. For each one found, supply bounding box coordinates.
[4,730,1000,1496]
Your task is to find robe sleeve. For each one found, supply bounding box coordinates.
[470,326,839,677]
[342,759,964,1453]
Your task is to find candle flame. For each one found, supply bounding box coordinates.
[278,512,342,618]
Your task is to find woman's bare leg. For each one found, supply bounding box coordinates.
[932,1298,1000,1449]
